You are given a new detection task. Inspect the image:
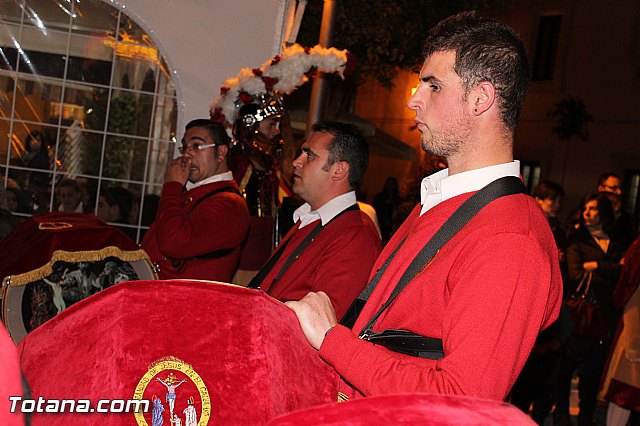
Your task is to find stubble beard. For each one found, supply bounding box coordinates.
[420,110,472,158]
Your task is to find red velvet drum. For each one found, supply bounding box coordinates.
[18,280,338,425]
[0,212,156,343]
[267,393,535,425]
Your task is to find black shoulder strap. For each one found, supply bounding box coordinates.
[248,203,360,290]
[340,176,526,331]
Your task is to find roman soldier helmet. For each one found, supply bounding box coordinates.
[210,43,354,153]
[233,93,288,155]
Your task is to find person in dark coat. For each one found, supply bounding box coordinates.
[21,131,52,206]
[554,193,625,426]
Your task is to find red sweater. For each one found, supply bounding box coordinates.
[261,209,381,320]
[142,180,249,282]
[319,192,562,401]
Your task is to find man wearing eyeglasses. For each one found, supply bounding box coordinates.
[142,119,249,282]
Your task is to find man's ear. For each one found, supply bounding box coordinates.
[331,161,350,183]
[470,81,496,116]
[217,144,229,161]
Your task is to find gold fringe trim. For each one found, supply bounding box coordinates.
[2,247,151,287]
[239,164,253,193]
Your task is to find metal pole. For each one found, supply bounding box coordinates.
[306,0,337,134]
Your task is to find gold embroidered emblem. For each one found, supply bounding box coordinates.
[133,356,211,426]
[38,222,73,230]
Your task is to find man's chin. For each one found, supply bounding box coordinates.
[421,139,436,155]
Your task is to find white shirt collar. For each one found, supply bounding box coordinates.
[186,171,234,190]
[420,160,521,215]
[293,191,357,229]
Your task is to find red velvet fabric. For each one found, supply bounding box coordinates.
[267,393,535,425]
[0,324,24,425]
[18,280,337,425]
[0,212,139,280]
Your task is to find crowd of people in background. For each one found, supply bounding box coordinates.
[2,176,159,235]
[1,129,161,244]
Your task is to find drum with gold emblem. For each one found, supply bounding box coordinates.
[0,212,156,343]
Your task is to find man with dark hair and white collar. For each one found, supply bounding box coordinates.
[142,119,249,282]
[248,121,381,321]
[286,12,562,402]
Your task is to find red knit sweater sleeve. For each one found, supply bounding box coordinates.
[320,231,561,401]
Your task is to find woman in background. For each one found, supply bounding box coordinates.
[554,193,624,426]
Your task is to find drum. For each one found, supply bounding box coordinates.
[2,256,156,343]
[0,212,156,343]
[18,280,338,426]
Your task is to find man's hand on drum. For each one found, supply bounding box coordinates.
[286,291,337,350]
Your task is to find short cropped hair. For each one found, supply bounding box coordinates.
[101,186,133,222]
[597,172,621,186]
[312,121,369,189]
[185,119,231,147]
[58,178,80,192]
[423,11,530,132]
[533,180,565,201]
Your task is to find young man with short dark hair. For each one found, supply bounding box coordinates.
[251,121,381,320]
[287,12,562,402]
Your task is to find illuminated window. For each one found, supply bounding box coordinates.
[623,170,640,223]
[1,0,177,242]
[520,161,541,193]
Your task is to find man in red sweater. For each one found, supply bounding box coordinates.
[142,119,249,282]
[249,121,381,320]
[286,12,563,401]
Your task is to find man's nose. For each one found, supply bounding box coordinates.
[407,88,422,111]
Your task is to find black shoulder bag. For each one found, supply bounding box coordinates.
[340,176,526,360]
